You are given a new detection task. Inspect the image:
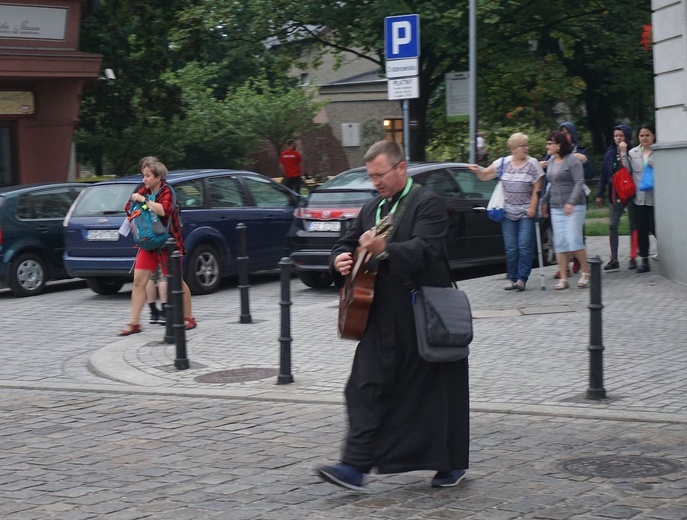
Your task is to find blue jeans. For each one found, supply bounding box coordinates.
[501,217,535,283]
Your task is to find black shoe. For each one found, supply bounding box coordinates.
[636,259,650,274]
[628,258,637,270]
[149,311,159,324]
[157,312,166,326]
[603,259,620,271]
[431,469,467,488]
[316,464,366,491]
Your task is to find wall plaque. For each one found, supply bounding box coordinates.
[0,91,35,115]
[0,5,68,40]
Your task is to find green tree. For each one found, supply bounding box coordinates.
[226,77,324,156]
[77,0,302,174]
[182,0,652,159]
[473,0,653,152]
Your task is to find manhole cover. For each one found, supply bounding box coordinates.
[561,456,682,478]
[195,368,279,384]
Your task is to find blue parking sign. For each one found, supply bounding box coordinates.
[385,14,420,60]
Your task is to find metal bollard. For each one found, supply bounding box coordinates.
[277,257,294,385]
[236,223,252,324]
[170,250,189,370]
[164,238,176,344]
[586,255,605,399]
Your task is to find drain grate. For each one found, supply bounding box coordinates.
[560,455,682,478]
[195,367,279,384]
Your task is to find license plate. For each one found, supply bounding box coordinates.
[87,229,120,241]
[307,221,341,232]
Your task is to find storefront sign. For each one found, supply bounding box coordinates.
[0,91,35,115]
[0,5,68,40]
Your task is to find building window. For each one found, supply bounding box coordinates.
[383,118,403,147]
[300,73,309,86]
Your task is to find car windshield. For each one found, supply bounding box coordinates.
[71,184,138,217]
[309,168,376,205]
[320,168,371,189]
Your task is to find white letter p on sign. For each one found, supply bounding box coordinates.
[392,21,412,55]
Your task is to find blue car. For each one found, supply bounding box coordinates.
[0,182,87,296]
[63,170,299,295]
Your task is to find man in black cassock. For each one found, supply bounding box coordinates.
[317,140,470,491]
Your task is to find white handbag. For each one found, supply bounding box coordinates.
[487,158,505,222]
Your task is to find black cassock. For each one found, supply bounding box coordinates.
[330,185,470,474]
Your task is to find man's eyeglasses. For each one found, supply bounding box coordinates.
[368,162,400,182]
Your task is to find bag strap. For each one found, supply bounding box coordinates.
[407,245,458,293]
[383,183,421,244]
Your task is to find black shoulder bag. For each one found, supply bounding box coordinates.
[412,255,473,363]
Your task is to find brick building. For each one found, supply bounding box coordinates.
[0,0,101,187]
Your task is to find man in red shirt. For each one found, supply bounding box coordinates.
[279,139,303,194]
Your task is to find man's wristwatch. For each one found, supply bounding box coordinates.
[143,196,150,203]
[376,249,389,261]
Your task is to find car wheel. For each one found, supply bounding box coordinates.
[9,252,47,297]
[186,243,221,295]
[298,270,333,289]
[86,278,125,295]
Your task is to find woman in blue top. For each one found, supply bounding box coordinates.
[469,132,544,291]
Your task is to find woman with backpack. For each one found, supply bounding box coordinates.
[595,125,636,271]
[118,157,197,336]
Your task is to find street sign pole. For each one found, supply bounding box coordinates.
[403,99,410,160]
[385,14,420,162]
[468,0,476,164]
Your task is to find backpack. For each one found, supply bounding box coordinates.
[611,166,636,203]
[128,187,176,251]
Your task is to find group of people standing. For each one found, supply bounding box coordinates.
[469,121,656,291]
[596,124,657,273]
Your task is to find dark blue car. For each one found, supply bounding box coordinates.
[0,182,87,296]
[63,170,299,295]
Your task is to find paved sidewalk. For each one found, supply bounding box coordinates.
[90,236,686,424]
[1,235,685,519]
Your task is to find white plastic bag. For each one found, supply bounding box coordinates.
[487,182,505,222]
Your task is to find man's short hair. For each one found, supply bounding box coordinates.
[364,140,405,166]
[139,156,168,180]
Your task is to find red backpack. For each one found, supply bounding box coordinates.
[611,166,636,203]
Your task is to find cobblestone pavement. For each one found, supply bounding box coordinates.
[1,236,685,519]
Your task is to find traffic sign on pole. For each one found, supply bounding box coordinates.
[385,14,420,60]
[385,14,420,161]
[386,58,419,79]
[387,77,420,100]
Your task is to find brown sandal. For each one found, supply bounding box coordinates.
[118,323,141,336]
